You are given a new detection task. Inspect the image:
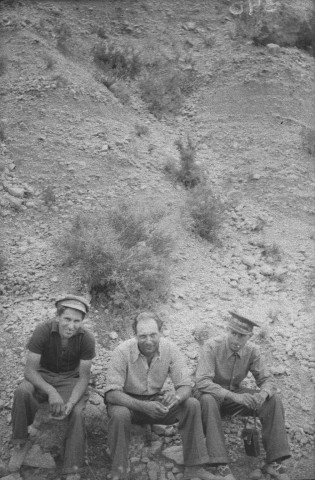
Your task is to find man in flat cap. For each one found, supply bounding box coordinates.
[194,311,291,480]
[9,295,96,480]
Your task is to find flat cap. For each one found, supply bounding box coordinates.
[228,311,260,335]
[55,294,90,315]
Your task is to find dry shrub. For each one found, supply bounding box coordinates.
[185,183,224,243]
[93,41,141,80]
[59,201,174,313]
[140,64,196,118]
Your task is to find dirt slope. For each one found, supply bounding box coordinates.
[0,0,314,479]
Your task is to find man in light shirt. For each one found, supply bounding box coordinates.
[104,311,214,480]
[195,311,291,480]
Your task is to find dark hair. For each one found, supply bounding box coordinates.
[132,312,163,334]
[56,306,85,320]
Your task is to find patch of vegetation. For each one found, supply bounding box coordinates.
[165,137,204,189]
[0,56,7,76]
[58,200,174,313]
[93,41,141,80]
[43,53,56,70]
[0,121,6,142]
[258,241,282,263]
[139,63,197,118]
[135,123,149,137]
[185,182,224,243]
[42,185,56,206]
[55,23,72,55]
[0,251,6,272]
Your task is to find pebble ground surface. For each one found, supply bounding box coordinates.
[0,0,314,479]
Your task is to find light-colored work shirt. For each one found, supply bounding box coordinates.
[104,337,192,395]
[195,336,276,402]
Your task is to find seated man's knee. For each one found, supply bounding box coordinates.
[109,406,131,424]
[182,396,199,411]
[15,381,35,399]
[199,393,218,410]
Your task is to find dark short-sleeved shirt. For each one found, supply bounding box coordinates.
[27,320,96,374]
[195,336,276,402]
[104,337,192,395]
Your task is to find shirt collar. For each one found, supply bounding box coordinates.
[225,336,243,359]
[130,337,161,363]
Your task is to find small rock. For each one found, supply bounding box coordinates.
[3,185,25,198]
[23,445,55,469]
[109,331,118,340]
[260,264,273,276]
[242,255,256,268]
[266,43,280,55]
[162,446,184,465]
[249,468,263,479]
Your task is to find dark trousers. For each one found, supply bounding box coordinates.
[107,397,209,474]
[199,389,291,465]
[11,370,88,473]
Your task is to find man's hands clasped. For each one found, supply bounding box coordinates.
[48,389,75,418]
[140,391,180,420]
[230,390,268,410]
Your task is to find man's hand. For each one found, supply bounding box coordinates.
[48,390,65,416]
[231,392,257,409]
[140,401,169,419]
[159,391,180,410]
[253,391,268,409]
[64,401,75,416]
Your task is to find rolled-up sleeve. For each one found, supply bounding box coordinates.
[169,344,193,389]
[103,348,127,394]
[195,343,229,402]
[249,346,277,398]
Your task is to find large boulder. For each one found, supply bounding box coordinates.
[252,1,314,50]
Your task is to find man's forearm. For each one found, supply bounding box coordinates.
[24,368,56,396]
[105,390,151,412]
[68,377,89,405]
[175,385,192,403]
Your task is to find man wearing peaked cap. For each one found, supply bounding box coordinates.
[10,294,96,480]
[194,311,291,480]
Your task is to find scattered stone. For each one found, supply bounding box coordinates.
[1,474,23,480]
[266,43,280,55]
[260,264,273,276]
[242,255,256,268]
[162,446,184,465]
[23,444,56,469]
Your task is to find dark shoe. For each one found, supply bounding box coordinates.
[214,464,236,480]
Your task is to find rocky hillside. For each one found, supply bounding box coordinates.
[0,0,314,479]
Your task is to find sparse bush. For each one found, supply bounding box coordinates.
[135,123,149,137]
[258,241,282,263]
[0,121,5,141]
[43,53,56,70]
[55,23,72,55]
[203,35,216,48]
[93,41,141,80]
[42,185,56,206]
[110,82,131,105]
[58,200,174,313]
[140,64,196,118]
[174,137,202,188]
[0,251,6,271]
[185,182,224,242]
[0,56,7,76]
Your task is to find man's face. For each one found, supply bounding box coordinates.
[136,318,161,357]
[227,328,251,352]
[57,307,84,339]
